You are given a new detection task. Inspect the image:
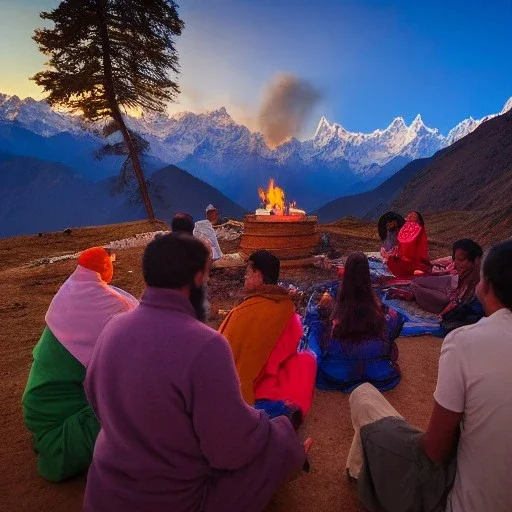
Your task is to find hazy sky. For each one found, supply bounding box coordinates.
[1,0,511,136]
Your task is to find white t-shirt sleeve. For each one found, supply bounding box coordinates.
[433,331,466,413]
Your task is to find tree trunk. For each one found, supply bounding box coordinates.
[113,112,155,220]
[96,0,155,220]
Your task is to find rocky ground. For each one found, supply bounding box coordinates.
[0,215,487,511]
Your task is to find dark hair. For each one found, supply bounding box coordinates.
[412,211,425,227]
[248,250,280,284]
[482,240,512,309]
[378,211,405,241]
[452,239,483,262]
[171,213,194,235]
[143,233,209,289]
[331,252,386,343]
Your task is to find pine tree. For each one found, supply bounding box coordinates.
[97,120,162,206]
[32,0,184,220]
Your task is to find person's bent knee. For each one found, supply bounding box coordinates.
[349,382,378,407]
[33,410,98,482]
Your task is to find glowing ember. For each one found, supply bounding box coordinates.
[256,179,305,216]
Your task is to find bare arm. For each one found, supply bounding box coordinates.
[421,401,462,463]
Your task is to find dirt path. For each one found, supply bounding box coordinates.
[0,221,442,511]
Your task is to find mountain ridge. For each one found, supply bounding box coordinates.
[392,109,512,216]
[1,92,511,209]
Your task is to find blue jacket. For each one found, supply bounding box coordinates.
[305,305,404,393]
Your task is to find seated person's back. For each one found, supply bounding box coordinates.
[193,206,223,261]
[84,235,306,512]
[171,212,194,234]
[433,240,512,511]
[309,252,403,392]
[22,247,138,482]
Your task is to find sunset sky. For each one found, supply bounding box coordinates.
[1,0,511,136]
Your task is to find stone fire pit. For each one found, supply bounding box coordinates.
[240,214,320,267]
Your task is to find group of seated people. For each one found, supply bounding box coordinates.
[20,210,512,511]
[381,210,431,277]
[22,229,317,510]
[380,210,485,330]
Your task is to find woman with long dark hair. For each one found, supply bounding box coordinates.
[387,211,432,278]
[314,252,403,392]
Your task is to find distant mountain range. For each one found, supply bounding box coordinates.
[1,92,511,211]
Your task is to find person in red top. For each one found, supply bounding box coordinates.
[387,211,431,278]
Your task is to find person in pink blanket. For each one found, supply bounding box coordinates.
[22,247,138,481]
[219,250,317,426]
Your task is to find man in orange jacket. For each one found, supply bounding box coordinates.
[219,250,316,426]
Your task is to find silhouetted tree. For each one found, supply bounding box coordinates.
[32,0,184,220]
[98,120,163,206]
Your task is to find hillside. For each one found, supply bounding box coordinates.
[0,153,116,237]
[392,110,512,214]
[0,153,245,237]
[0,121,130,181]
[147,164,247,221]
[312,155,437,222]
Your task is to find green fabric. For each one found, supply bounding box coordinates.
[22,327,100,482]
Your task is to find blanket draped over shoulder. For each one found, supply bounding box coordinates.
[218,285,294,405]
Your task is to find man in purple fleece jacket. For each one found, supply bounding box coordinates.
[84,233,306,512]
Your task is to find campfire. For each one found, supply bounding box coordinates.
[240,178,319,267]
[255,179,306,218]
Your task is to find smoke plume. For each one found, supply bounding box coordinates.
[258,73,322,148]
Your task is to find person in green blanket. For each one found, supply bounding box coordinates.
[22,247,138,482]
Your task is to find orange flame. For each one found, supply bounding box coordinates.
[258,179,286,211]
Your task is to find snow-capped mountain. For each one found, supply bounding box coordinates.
[304,113,444,176]
[501,97,512,114]
[128,107,273,171]
[0,93,82,137]
[445,99,512,146]
[1,92,511,210]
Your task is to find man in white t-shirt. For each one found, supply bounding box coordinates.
[347,239,512,512]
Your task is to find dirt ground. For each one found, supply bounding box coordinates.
[0,218,451,511]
